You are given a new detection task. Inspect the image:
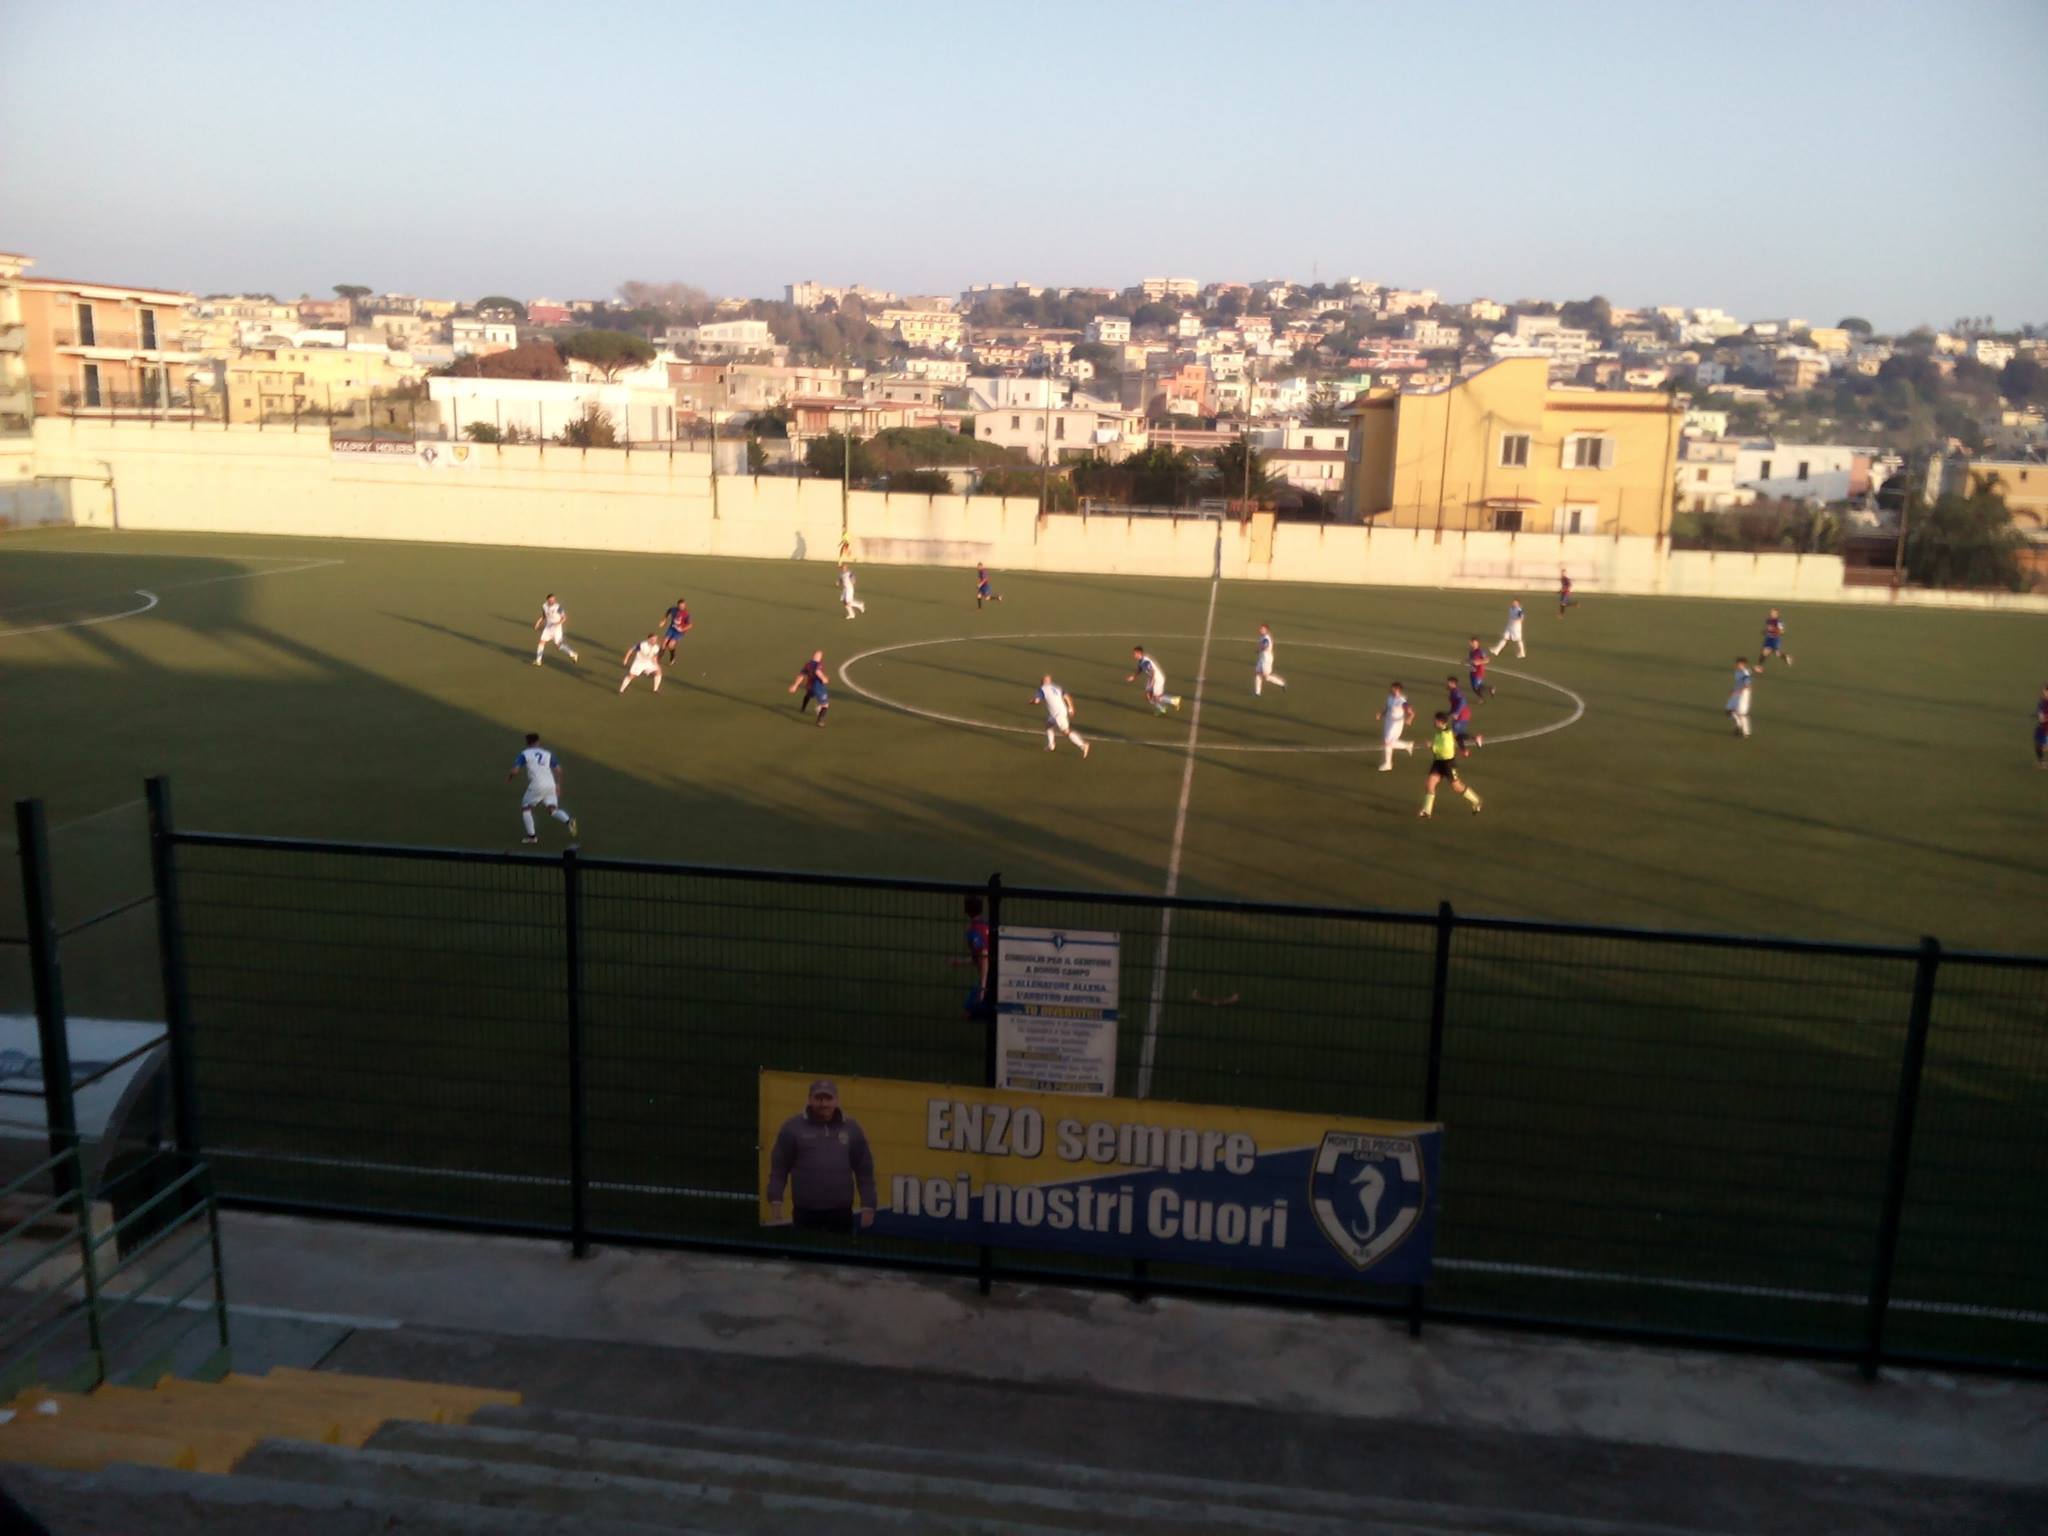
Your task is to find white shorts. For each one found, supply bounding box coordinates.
[1256,655,1273,676]
[1504,622,1523,641]
[1728,691,1751,715]
[1046,710,1071,733]
[540,623,565,645]
[1382,727,1406,744]
[521,786,557,808]
[629,658,660,678]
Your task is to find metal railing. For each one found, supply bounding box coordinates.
[0,1147,229,1398]
[51,330,165,352]
[126,777,2047,1379]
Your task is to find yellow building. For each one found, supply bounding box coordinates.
[1805,326,1850,353]
[0,251,31,434]
[1931,455,2048,534]
[223,346,424,424]
[1342,357,1682,536]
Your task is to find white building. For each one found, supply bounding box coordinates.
[673,319,774,357]
[967,375,1068,411]
[1379,288,1438,316]
[1734,441,1865,503]
[1678,439,1749,511]
[1086,316,1131,345]
[1175,313,1204,339]
[1253,424,1351,454]
[1139,277,1200,301]
[428,376,676,443]
[1405,317,1463,351]
[787,281,897,310]
[1461,297,1507,323]
[450,318,517,357]
[1972,338,2016,370]
[974,400,1147,462]
[901,355,968,384]
[1683,407,1730,439]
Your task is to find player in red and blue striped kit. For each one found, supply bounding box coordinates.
[2035,683,2046,770]
[1759,608,1793,668]
[1466,637,1493,700]
[1445,676,1483,757]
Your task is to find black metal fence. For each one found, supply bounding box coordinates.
[14,780,2048,1377]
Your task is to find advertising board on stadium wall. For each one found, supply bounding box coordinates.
[331,439,476,467]
[757,1070,1442,1283]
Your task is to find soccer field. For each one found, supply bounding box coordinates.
[1,526,2040,949]
[4,527,2044,1367]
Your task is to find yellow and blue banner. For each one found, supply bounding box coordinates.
[759,1071,1442,1282]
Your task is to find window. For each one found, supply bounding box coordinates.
[1055,417,1066,440]
[1500,433,1530,467]
[1561,503,1598,534]
[1493,508,1523,532]
[1569,435,1609,469]
[82,364,101,406]
[1303,434,1315,450]
[1759,459,1772,480]
[1011,415,1021,430]
[1797,461,1809,481]
[76,303,96,346]
[1696,468,1710,482]
[139,309,157,349]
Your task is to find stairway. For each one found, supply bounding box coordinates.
[2,1335,2040,1535]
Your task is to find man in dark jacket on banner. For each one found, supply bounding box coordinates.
[766,1079,878,1233]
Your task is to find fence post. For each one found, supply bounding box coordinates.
[1863,935,1939,1380]
[564,846,590,1259]
[979,872,1001,1296]
[1408,899,1455,1337]
[145,776,200,1158]
[17,800,79,1195]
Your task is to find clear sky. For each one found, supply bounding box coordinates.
[2,0,2043,330]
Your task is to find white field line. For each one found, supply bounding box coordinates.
[0,589,158,638]
[0,556,344,639]
[837,632,1585,753]
[1137,579,1221,1100]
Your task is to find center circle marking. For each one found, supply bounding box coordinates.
[837,631,1584,753]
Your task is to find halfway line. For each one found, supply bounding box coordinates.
[1137,557,1221,1099]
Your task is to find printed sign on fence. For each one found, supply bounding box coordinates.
[995,926,1118,1095]
[331,439,475,467]
[757,1070,1442,1284]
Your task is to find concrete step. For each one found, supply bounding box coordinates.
[0,1461,692,1536]
[234,1438,1116,1536]
[325,1325,2048,1536]
[419,1411,1695,1536]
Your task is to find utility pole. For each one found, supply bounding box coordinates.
[1242,360,1257,514]
[1040,375,1053,516]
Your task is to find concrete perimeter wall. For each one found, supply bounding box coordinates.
[24,420,2048,610]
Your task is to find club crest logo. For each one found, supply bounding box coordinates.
[1309,1132,1426,1271]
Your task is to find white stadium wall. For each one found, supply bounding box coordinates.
[23,419,2048,610]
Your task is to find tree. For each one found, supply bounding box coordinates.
[888,468,954,494]
[1213,440,1280,504]
[333,283,371,322]
[1904,480,2033,591]
[443,340,566,380]
[978,466,1075,509]
[745,434,768,473]
[1305,381,1347,426]
[555,404,620,449]
[1837,316,1873,336]
[474,295,527,322]
[464,421,503,444]
[617,280,710,317]
[805,431,874,481]
[1999,355,2044,405]
[560,329,656,380]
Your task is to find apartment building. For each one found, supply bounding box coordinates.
[1378,288,1439,317]
[975,400,1147,463]
[0,252,32,435]
[1139,277,1200,301]
[1343,357,1682,535]
[1086,315,1131,345]
[882,308,964,350]
[223,345,425,424]
[16,273,198,414]
[451,318,518,357]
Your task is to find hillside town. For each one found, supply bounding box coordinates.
[3,253,2043,582]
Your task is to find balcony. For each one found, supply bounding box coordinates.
[0,323,25,354]
[53,329,171,352]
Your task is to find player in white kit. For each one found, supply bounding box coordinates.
[532,594,578,666]
[1727,657,1754,737]
[618,633,664,694]
[1033,676,1091,757]
[507,732,578,844]
[1126,647,1183,714]
[1490,599,1527,659]
[1253,624,1288,696]
[1376,682,1417,771]
[838,564,867,618]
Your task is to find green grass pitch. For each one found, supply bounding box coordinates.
[2,527,2043,1365]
